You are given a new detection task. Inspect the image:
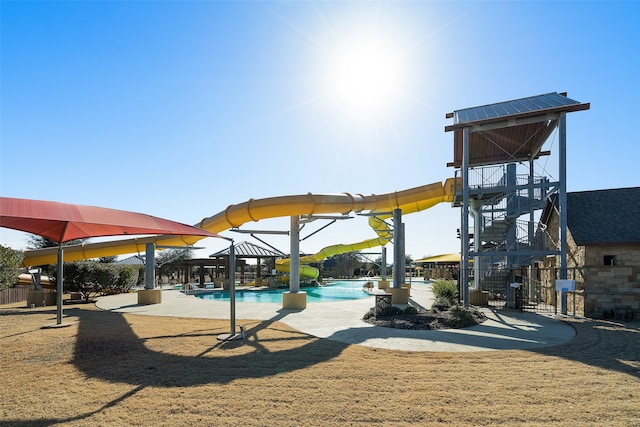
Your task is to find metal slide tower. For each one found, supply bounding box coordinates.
[445,92,590,308]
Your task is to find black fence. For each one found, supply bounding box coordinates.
[463,266,586,315]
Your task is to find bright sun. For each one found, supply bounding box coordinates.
[323,35,407,121]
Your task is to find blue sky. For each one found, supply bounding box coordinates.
[1,1,639,262]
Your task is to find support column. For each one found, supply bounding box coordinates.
[390,208,409,303]
[283,215,306,309]
[218,240,243,341]
[43,244,72,328]
[381,246,387,280]
[392,208,403,289]
[470,199,482,291]
[461,126,470,307]
[145,242,155,290]
[139,243,161,305]
[529,159,536,302]
[56,245,63,324]
[559,113,568,314]
[379,246,389,290]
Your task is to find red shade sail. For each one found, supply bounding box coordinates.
[0,197,216,243]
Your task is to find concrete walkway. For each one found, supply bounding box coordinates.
[96,282,576,352]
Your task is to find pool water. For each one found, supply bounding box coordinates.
[193,280,372,303]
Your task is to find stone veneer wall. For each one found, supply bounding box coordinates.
[581,244,640,319]
[539,218,640,318]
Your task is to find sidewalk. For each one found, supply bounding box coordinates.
[96,282,576,352]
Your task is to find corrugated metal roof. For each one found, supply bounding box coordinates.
[446,92,590,167]
[209,241,284,258]
[452,92,583,126]
[114,255,145,265]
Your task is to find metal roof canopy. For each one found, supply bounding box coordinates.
[445,92,590,167]
[209,240,284,258]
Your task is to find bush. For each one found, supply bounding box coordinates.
[114,265,139,294]
[64,261,141,300]
[0,245,22,291]
[362,309,376,320]
[432,296,452,312]
[431,279,458,301]
[446,305,479,329]
[403,305,418,315]
[380,305,403,316]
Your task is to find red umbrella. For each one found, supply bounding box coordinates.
[0,197,218,326]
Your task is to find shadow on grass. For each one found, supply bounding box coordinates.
[531,317,640,379]
[1,306,348,427]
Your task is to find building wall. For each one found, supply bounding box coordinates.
[540,209,639,318]
[582,244,640,319]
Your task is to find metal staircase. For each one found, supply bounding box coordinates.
[455,163,559,294]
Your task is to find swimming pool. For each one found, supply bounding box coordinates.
[193,280,372,303]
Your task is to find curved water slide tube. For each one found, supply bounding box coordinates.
[21,179,457,275]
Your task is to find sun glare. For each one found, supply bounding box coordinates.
[323,35,407,121]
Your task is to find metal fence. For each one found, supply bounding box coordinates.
[467,266,586,315]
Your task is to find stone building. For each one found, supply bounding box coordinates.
[539,187,640,318]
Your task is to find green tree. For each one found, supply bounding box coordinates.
[156,248,193,282]
[64,261,140,301]
[321,252,363,278]
[0,245,23,291]
[26,234,85,249]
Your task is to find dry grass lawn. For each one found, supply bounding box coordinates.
[1,301,639,426]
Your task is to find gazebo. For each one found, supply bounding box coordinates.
[184,241,284,288]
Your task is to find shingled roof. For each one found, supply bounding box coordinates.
[564,187,640,246]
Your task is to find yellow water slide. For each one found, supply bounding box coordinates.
[21,179,457,273]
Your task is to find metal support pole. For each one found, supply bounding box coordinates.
[529,159,536,302]
[56,245,63,324]
[381,246,387,280]
[290,215,300,293]
[559,113,568,314]
[461,127,470,307]
[392,208,402,289]
[218,239,243,341]
[470,199,482,291]
[145,243,155,290]
[229,241,236,334]
[401,223,406,284]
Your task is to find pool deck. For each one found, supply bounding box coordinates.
[96,282,576,352]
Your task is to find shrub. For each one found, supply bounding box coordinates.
[446,305,479,329]
[0,245,22,291]
[431,279,458,301]
[114,265,139,294]
[380,305,403,316]
[363,309,376,320]
[64,261,141,300]
[403,305,418,315]
[432,296,452,312]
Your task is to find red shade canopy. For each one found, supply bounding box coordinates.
[0,197,216,243]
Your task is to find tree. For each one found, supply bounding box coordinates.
[321,252,364,278]
[156,248,193,282]
[0,245,23,291]
[64,261,140,301]
[26,234,85,249]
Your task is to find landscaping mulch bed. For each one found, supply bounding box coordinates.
[364,308,487,330]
